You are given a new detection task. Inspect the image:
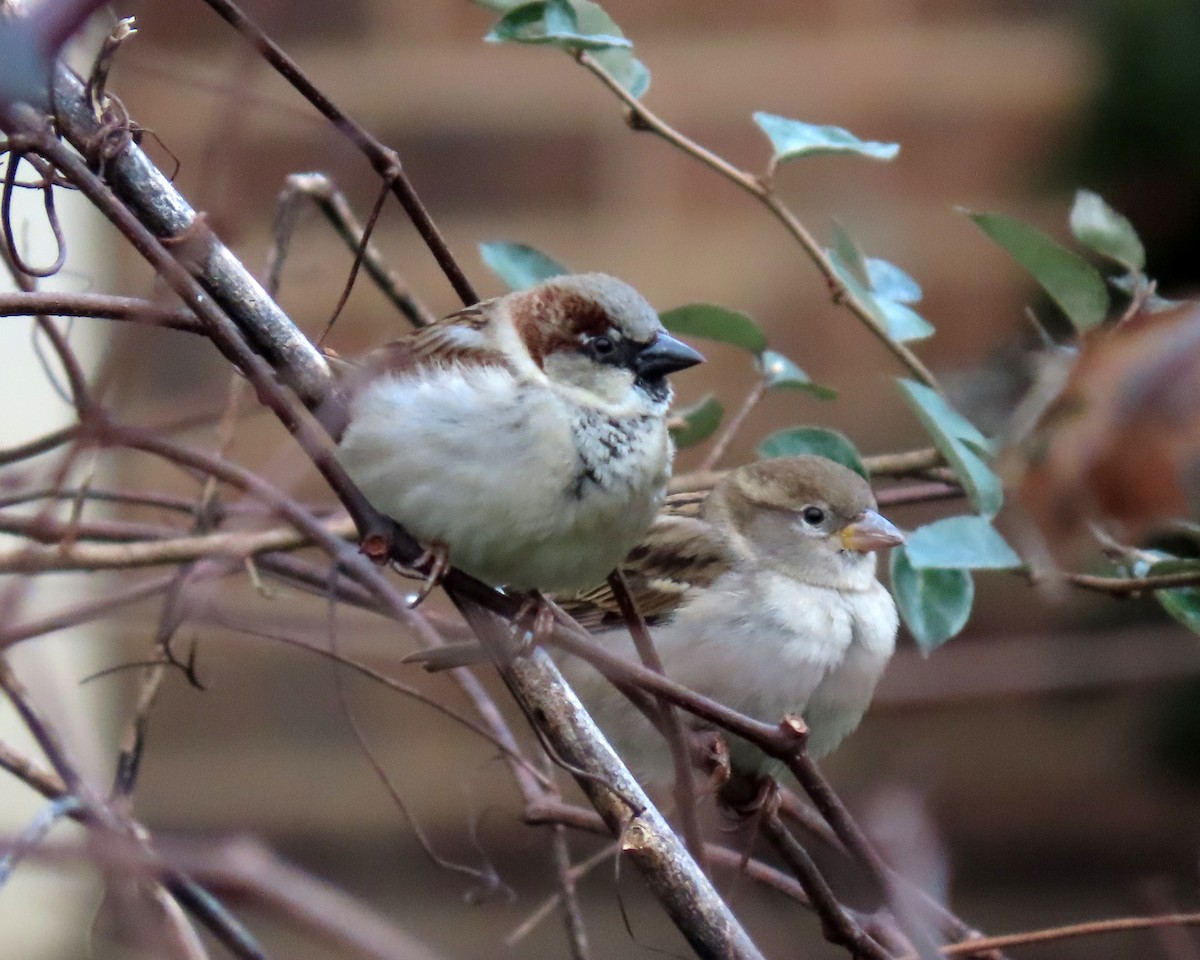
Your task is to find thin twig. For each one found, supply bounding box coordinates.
[575,51,941,392]
[550,824,591,960]
[606,569,710,875]
[760,804,893,960]
[198,0,477,307]
[268,172,434,328]
[698,376,766,472]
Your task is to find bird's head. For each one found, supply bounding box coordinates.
[504,273,703,411]
[709,455,904,590]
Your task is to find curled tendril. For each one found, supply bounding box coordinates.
[1,147,68,279]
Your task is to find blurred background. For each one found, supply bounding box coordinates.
[3,0,1200,957]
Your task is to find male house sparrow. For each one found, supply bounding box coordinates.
[334,273,703,593]
[557,455,904,777]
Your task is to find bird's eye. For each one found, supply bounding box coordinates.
[801,506,826,526]
[589,335,616,358]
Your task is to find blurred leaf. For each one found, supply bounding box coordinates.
[878,299,936,343]
[1109,274,1179,313]
[897,379,1002,516]
[867,258,922,304]
[905,516,1021,570]
[826,255,893,335]
[485,0,632,50]
[890,547,974,653]
[829,223,871,288]
[472,0,525,9]
[758,427,867,479]
[1070,189,1145,273]
[758,350,837,400]
[829,238,933,342]
[572,0,649,97]
[754,112,899,165]
[1149,559,1200,635]
[479,241,567,290]
[966,210,1110,333]
[670,394,723,448]
[660,304,767,354]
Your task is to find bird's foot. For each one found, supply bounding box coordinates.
[512,592,556,653]
[688,729,731,790]
[719,773,779,821]
[403,541,451,608]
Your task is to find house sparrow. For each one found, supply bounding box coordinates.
[556,455,904,777]
[333,273,703,593]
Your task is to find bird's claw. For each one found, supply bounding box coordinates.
[719,773,779,820]
[688,729,731,789]
[405,541,451,608]
[512,592,556,653]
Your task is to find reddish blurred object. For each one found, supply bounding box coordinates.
[1017,302,1200,550]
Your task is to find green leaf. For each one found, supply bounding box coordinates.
[660,304,767,354]
[897,380,990,451]
[670,394,723,449]
[867,258,922,304]
[472,0,525,10]
[897,379,1003,516]
[753,112,899,166]
[485,0,633,50]
[828,235,933,342]
[757,427,867,479]
[878,299,935,343]
[905,516,1021,570]
[1148,559,1200,635]
[829,222,871,288]
[966,210,1110,333]
[758,350,836,400]
[572,0,649,97]
[1069,189,1145,273]
[479,241,568,290]
[826,254,893,334]
[890,547,974,653]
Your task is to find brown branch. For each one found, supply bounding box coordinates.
[550,823,591,960]
[198,0,477,307]
[669,447,945,495]
[760,805,893,960]
[0,290,203,332]
[917,913,1200,959]
[698,375,766,472]
[0,512,354,573]
[606,569,710,875]
[1061,569,1200,595]
[268,172,435,328]
[0,422,80,465]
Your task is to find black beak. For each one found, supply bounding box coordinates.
[634,332,704,380]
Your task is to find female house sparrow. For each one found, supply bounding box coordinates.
[557,456,904,776]
[334,273,703,593]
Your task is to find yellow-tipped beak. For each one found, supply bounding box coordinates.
[840,510,905,553]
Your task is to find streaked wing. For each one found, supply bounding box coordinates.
[320,302,512,439]
[556,510,734,629]
[361,301,511,376]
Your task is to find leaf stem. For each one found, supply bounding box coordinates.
[576,51,942,393]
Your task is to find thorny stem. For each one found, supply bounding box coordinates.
[575,51,942,393]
